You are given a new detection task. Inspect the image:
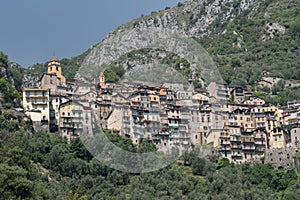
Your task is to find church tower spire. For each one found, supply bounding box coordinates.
[47,56,66,83]
[99,72,105,88]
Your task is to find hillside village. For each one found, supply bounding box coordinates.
[22,56,300,168]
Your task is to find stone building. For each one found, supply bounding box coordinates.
[290,127,300,148]
[264,148,295,169]
[207,82,229,102]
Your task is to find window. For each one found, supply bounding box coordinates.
[26,91,30,96]
[62,112,65,116]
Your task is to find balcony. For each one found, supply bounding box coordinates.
[230,137,241,142]
[255,147,265,152]
[169,124,179,129]
[61,124,74,128]
[256,123,266,128]
[220,147,231,151]
[26,95,48,98]
[220,135,230,139]
[242,138,255,143]
[152,136,161,141]
[255,141,265,146]
[220,141,231,145]
[243,146,255,150]
[61,123,83,128]
[231,145,242,149]
[171,139,180,144]
[158,131,169,136]
[232,153,242,157]
[169,134,180,139]
[272,132,283,136]
[32,101,48,105]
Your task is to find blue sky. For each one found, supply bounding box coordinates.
[0,0,184,67]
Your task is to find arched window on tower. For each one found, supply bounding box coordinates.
[56,66,59,71]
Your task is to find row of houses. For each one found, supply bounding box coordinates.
[22,57,300,165]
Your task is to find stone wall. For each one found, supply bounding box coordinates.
[264,147,297,169]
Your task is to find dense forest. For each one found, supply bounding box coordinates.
[0,114,300,200]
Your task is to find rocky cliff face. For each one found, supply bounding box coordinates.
[9,62,25,91]
[0,59,26,91]
[79,0,257,83]
[0,62,14,85]
[108,0,257,39]
[22,74,40,88]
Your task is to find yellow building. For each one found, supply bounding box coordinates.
[252,106,281,133]
[149,93,160,107]
[22,88,50,131]
[269,127,287,149]
[59,101,92,141]
[228,109,256,131]
[99,72,105,88]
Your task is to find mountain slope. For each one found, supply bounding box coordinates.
[197,0,300,87]
[25,0,300,99]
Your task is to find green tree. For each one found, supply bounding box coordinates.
[0,51,8,66]
[191,157,207,176]
[104,68,120,83]
[0,163,33,199]
[217,158,231,169]
[272,80,285,95]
